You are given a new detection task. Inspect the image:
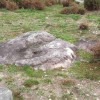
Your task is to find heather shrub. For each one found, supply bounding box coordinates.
[6,0,19,10]
[33,0,45,10]
[79,23,88,30]
[19,0,35,9]
[77,8,86,15]
[0,0,59,10]
[60,5,78,14]
[84,0,100,11]
[90,41,100,62]
[0,0,7,8]
[60,2,86,15]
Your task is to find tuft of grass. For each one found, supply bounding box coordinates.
[62,93,73,100]
[0,65,3,71]
[5,76,14,85]
[23,79,39,87]
[43,78,52,84]
[12,88,23,100]
[78,49,92,61]
[0,78,2,82]
[22,66,44,78]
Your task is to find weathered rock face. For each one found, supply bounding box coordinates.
[0,31,77,70]
[76,38,99,52]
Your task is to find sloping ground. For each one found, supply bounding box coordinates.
[0,64,100,100]
[0,5,100,100]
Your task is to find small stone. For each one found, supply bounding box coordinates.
[0,87,13,100]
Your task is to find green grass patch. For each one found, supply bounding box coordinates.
[62,93,73,100]
[23,79,39,87]
[22,66,44,78]
[69,61,100,80]
[0,5,81,43]
[78,49,92,61]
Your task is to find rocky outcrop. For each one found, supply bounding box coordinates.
[0,31,77,70]
[76,38,99,52]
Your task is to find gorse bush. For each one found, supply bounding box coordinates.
[84,0,100,11]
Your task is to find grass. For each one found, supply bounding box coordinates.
[68,61,100,80]
[62,93,74,100]
[78,49,92,61]
[23,79,39,87]
[43,78,52,84]
[0,4,100,100]
[0,5,81,43]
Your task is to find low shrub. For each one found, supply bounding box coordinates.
[6,1,19,10]
[60,6,78,14]
[90,41,100,62]
[19,0,35,9]
[60,2,85,15]
[77,8,86,15]
[23,79,39,87]
[61,79,75,86]
[62,0,72,7]
[79,23,88,30]
[84,0,100,11]
[33,0,45,10]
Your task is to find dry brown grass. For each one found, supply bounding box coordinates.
[60,6,78,14]
[90,41,100,61]
[77,8,86,15]
[62,0,72,7]
[0,0,61,10]
[61,79,76,86]
[60,2,85,15]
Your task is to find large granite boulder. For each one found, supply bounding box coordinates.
[0,31,77,70]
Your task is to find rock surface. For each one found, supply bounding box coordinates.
[0,87,13,100]
[0,31,77,70]
[76,38,99,52]
[75,0,84,3]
